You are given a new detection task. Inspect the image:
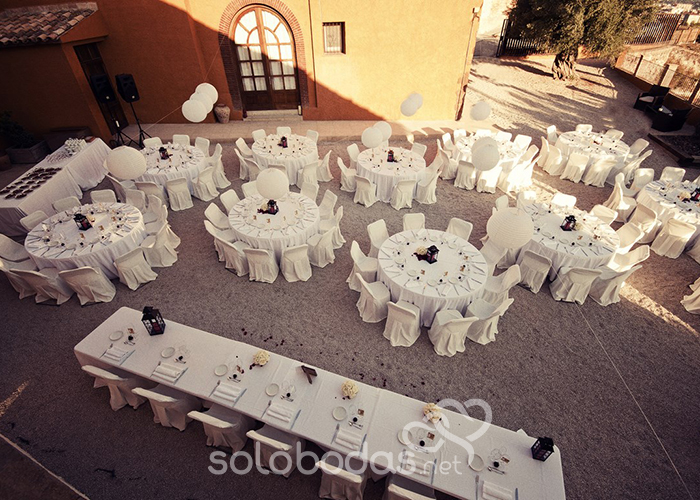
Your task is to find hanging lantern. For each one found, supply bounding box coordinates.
[73,213,92,231]
[486,208,534,249]
[279,136,288,148]
[691,187,700,202]
[142,306,166,336]
[159,147,170,160]
[531,437,555,462]
[425,245,439,263]
[560,215,577,231]
[387,150,395,163]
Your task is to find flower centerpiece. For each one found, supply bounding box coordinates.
[414,245,439,264]
[341,380,359,400]
[423,402,442,424]
[158,146,171,160]
[250,349,270,369]
[560,215,577,231]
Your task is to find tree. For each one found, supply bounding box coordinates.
[508,0,659,79]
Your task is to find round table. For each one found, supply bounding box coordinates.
[455,135,525,172]
[227,192,320,261]
[555,131,629,170]
[520,203,619,279]
[637,180,700,247]
[376,229,488,327]
[251,134,318,185]
[356,147,427,203]
[138,143,207,193]
[24,202,146,279]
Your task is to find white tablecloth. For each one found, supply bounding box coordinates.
[252,134,318,185]
[555,131,629,171]
[377,229,488,327]
[228,192,320,261]
[356,147,427,203]
[637,180,700,247]
[137,143,207,193]
[521,203,618,279]
[456,134,525,172]
[24,203,146,279]
[56,138,111,190]
[74,307,567,500]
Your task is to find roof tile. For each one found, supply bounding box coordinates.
[0,2,97,47]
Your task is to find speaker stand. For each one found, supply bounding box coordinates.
[129,102,151,149]
[107,108,134,148]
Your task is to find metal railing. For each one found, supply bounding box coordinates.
[629,13,682,45]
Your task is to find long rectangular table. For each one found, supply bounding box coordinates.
[74,308,566,500]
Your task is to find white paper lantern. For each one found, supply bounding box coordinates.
[256,168,289,200]
[470,101,491,121]
[182,99,207,123]
[471,143,500,171]
[374,121,392,141]
[190,92,213,113]
[486,208,534,249]
[361,127,383,149]
[105,146,147,180]
[411,93,424,109]
[471,136,498,154]
[196,83,218,104]
[400,93,423,117]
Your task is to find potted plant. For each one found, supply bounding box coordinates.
[0,112,50,164]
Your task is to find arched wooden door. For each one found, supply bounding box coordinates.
[231,7,300,111]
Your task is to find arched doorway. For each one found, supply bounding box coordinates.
[231,6,300,111]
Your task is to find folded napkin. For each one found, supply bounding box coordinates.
[482,481,513,500]
[335,427,364,451]
[212,382,242,404]
[400,453,433,476]
[405,279,422,289]
[267,403,294,423]
[102,345,133,364]
[152,362,185,383]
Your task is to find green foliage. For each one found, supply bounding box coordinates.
[0,112,36,148]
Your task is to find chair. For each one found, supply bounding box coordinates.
[605,129,624,140]
[390,180,416,210]
[319,205,345,249]
[220,189,241,212]
[367,219,389,258]
[142,193,163,227]
[59,267,116,305]
[634,84,669,110]
[347,143,360,170]
[537,137,550,168]
[454,160,476,190]
[612,150,652,186]
[480,239,508,274]
[165,178,193,211]
[659,166,685,184]
[382,474,436,500]
[446,218,473,241]
[559,151,589,184]
[582,156,617,187]
[615,223,644,254]
[317,150,333,183]
[106,174,134,203]
[19,210,48,231]
[81,365,149,411]
[195,136,210,156]
[53,196,81,213]
[11,268,74,305]
[549,267,602,304]
[210,144,231,189]
[317,190,338,220]
[626,138,649,160]
[142,225,178,268]
[546,125,558,144]
[243,248,278,283]
[276,126,291,136]
[242,181,258,198]
[464,297,514,345]
[300,182,319,202]
[589,265,643,306]
[114,247,157,290]
[608,245,650,273]
[441,133,456,157]
[475,165,502,194]
[651,107,692,132]
[245,158,262,182]
[131,385,201,431]
[494,131,512,142]
[628,204,659,244]
[235,148,250,180]
[651,219,696,258]
[590,205,618,225]
[625,168,654,198]
[354,176,377,207]
[125,189,147,212]
[135,181,167,206]
[550,192,576,210]
[681,286,700,314]
[187,405,255,453]
[192,167,219,202]
[453,129,467,140]
[575,124,593,133]
[542,145,564,176]
[691,276,700,291]
[306,129,319,143]
[307,229,335,268]
[517,190,537,210]
[281,244,312,282]
[204,220,234,261]
[513,134,532,150]
[90,189,117,204]
[428,310,478,356]
[435,146,456,180]
[235,137,253,159]
[355,274,391,323]
[246,425,305,477]
[252,129,266,143]
[338,157,357,192]
[516,250,551,293]
[411,142,427,158]
[218,238,250,276]
[172,134,190,147]
[399,213,423,233]
[383,301,422,347]
[416,170,440,203]
[205,203,230,230]
[143,137,163,148]
[603,173,637,222]
[316,453,367,500]
[297,160,319,189]
[498,157,536,193]
[481,264,521,305]
[0,258,37,299]
[347,241,378,292]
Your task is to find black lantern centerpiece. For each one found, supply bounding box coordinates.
[278,136,288,148]
[387,149,395,162]
[257,199,279,215]
[142,306,166,336]
[691,187,700,202]
[531,437,555,462]
[560,215,577,231]
[414,245,440,264]
[74,213,92,231]
[158,146,170,160]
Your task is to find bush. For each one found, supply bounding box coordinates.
[0,111,37,148]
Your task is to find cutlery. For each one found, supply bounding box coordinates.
[515,487,519,500]
[487,466,505,475]
[475,474,480,500]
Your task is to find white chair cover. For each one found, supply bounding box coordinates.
[243,247,279,283]
[319,190,338,220]
[131,385,201,431]
[391,180,416,210]
[605,129,624,140]
[590,205,617,225]
[0,234,30,261]
[142,225,178,268]
[356,274,391,323]
[549,266,602,304]
[308,229,335,268]
[480,239,507,274]
[317,454,367,500]
[428,310,479,356]
[575,124,592,133]
[135,181,167,206]
[627,138,649,158]
[626,168,654,197]
[300,182,319,202]
[318,150,333,182]
[454,160,476,190]
[537,137,549,167]
[560,152,589,183]
[681,286,700,314]
[126,189,147,212]
[143,137,163,148]
[281,244,312,282]
[211,144,231,189]
[172,134,190,147]
[542,145,564,176]
[347,143,360,170]
[114,247,157,290]
[90,189,117,204]
[165,177,194,211]
[494,131,512,142]
[383,301,422,347]
[242,181,259,198]
[235,148,250,180]
[277,126,291,136]
[616,223,643,254]
[81,365,149,411]
[252,129,266,143]
[354,176,378,207]
[106,174,134,203]
[204,220,236,261]
[246,425,305,477]
[403,213,425,232]
[306,129,320,143]
[582,156,617,187]
[0,258,38,299]
[12,268,74,304]
[236,137,253,159]
[220,189,241,213]
[297,160,320,189]
[19,210,48,232]
[651,218,695,258]
[411,142,427,158]
[476,166,502,194]
[465,297,514,345]
[187,405,255,453]
[416,170,440,203]
[608,244,650,273]
[445,217,473,241]
[219,239,250,276]
[659,166,685,184]
[195,137,211,157]
[205,203,230,230]
[550,192,576,210]
[589,264,643,306]
[513,134,532,150]
[53,196,81,213]
[382,474,436,500]
[603,173,637,222]
[192,167,219,202]
[367,219,389,258]
[338,157,357,192]
[59,266,116,305]
[320,205,345,249]
[481,265,521,304]
[346,241,378,292]
[546,125,558,144]
[517,190,537,210]
[516,250,551,293]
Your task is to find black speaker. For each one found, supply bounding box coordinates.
[89,74,117,103]
[115,73,140,103]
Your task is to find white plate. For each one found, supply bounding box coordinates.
[332,406,347,421]
[161,347,175,358]
[449,277,458,284]
[266,383,279,396]
[109,330,123,341]
[214,364,228,376]
[407,269,418,277]
[427,279,438,287]
[469,453,485,472]
[394,257,405,264]
[397,429,414,445]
